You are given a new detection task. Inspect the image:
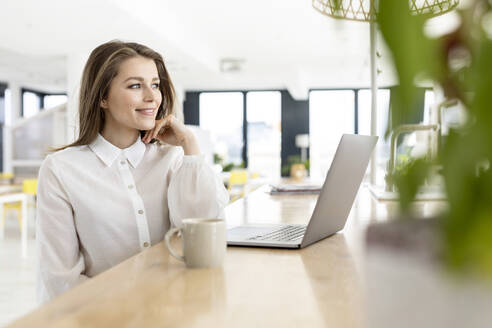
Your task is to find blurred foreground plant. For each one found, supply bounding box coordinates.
[378,0,492,277]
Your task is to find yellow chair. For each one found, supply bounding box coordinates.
[23,179,38,196]
[227,169,249,202]
[0,172,14,184]
[1,179,37,231]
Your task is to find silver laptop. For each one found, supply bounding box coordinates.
[227,134,378,249]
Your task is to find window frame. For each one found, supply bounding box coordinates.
[193,86,431,176]
[20,87,67,118]
[309,87,395,135]
[196,89,282,168]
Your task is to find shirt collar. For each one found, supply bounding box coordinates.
[89,134,146,168]
[123,136,146,168]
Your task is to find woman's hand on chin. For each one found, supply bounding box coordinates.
[142,116,200,155]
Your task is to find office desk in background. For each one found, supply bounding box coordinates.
[8,185,446,328]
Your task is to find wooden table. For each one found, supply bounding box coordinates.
[9,185,447,328]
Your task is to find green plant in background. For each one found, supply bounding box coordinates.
[390,157,431,213]
[213,153,245,172]
[377,0,492,277]
[222,161,245,172]
[213,153,224,165]
[281,155,310,176]
[385,151,434,211]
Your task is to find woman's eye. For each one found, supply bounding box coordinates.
[129,84,141,89]
[152,83,160,89]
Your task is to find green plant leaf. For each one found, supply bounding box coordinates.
[393,158,430,213]
[471,37,492,160]
[378,0,440,134]
[376,0,492,278]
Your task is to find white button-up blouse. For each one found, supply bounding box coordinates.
[36,134,229,303]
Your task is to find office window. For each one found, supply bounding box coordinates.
[309,90,355,180]
[44,95,67,110]
[0,85,6,172]
[4,88,10,124]
[199,92,244,165]
[23,91,41,118]
[0,85,6,124]
[357,89,390,136]
[22,89,68,118]
[358,89,390,186]
[0,95,4,121]
[247,91,281,178]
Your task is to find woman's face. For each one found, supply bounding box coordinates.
[101,56,162,134]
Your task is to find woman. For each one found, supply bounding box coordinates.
[36,40,229,303]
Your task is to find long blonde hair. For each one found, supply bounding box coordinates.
[56,40,175,151]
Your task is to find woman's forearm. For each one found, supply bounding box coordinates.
[181,133,200,156]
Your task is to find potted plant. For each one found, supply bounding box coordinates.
[365,0,492,327]
[281,155,310,180]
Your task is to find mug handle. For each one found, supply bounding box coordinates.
[165,227,185,262]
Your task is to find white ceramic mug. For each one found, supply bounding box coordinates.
[164,218,227,268]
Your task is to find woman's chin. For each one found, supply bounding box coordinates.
[137,121,156,131]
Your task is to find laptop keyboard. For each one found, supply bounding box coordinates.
[248,225,306,242]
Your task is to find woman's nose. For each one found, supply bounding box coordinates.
[143,85,155,101]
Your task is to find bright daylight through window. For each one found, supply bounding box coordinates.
[309,90,354,181]
[199,92,244,166]
[43,95,67,110]
[247,91,281,179]
[358,89,390,186]
[22,91,40,118]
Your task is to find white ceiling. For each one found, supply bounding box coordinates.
[0,0,400,98]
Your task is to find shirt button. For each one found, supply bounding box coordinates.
[143,242,149,248]
[138,210,144,214]
[128,185,134,189]
[120,160,126,165]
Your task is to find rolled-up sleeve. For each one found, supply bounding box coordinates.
[36,155,88,304]
[168,154,229,227]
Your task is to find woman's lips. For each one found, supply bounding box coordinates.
[136,109,155,116]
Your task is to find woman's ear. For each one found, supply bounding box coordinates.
[100,99,108,109]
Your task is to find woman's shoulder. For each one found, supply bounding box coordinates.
[42,145,91,167]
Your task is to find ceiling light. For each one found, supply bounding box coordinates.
[220,58,245,73]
